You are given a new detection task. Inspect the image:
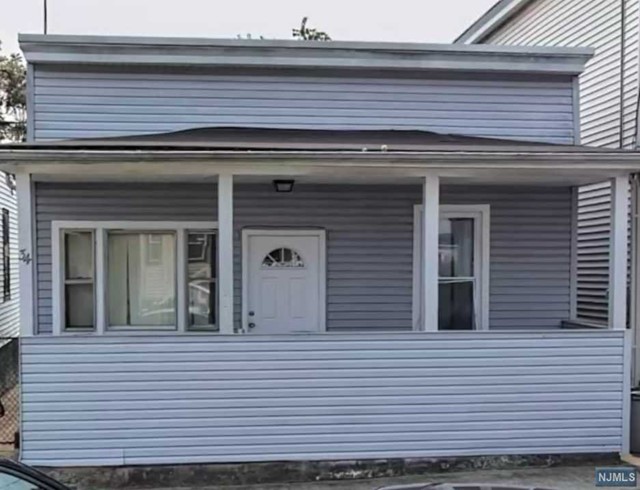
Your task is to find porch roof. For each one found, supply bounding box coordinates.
[0,127,619,153]
[1,128,639,184]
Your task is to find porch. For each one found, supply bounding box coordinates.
[2,130,637,466]
[26,175,630,335]
[20,330,626,466]
[17,174,632,466]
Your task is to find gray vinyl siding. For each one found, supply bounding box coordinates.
[19,331,625,466]
[233,185,415,332]
[34,183,218,332]
[31,66,576,144]
[442,186,572,329]
[34,183,571,334]
[0,173,19,340]
[479,0,640,325]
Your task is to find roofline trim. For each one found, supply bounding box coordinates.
[18,33,592,75]
[0,148,638,170]
[455,0,533,44]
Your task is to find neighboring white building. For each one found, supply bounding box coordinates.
[457,0,640,327]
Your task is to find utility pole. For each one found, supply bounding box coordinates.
[44,0,48,34]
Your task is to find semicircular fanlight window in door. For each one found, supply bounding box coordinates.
[262,247,305,268]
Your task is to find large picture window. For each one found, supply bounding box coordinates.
[53,221,217,334]
[107,232,177,328]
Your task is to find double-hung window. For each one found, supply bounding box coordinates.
[413,205,490,331]
[62,230,95,330]
[187,231,217,329]
[53,222,217,334]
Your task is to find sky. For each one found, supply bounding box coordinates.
[0,0,497,55]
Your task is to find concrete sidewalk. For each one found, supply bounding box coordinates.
[167,464,615,490]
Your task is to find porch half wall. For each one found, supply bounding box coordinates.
[33,182,572,333]
[20,330,625,466]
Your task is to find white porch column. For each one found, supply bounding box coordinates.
[422,174,440,331]
[218,174,234,334]
[16,173,34,336]
[609,175,630,330]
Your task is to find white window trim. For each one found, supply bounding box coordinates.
[52,221,217,335]
[241,229,327,334]
[412,204,490,331]
[57,228,96,333]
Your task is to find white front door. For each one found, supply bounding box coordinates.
[244,230,326,334]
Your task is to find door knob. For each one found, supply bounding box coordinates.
[249,311,255,316]
[248,322,256,329]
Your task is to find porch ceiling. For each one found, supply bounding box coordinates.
[24,170,624,187]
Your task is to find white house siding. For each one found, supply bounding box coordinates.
[19,331,625,466]
[34,183,571,334]
[0,172,19,340]
[484,0,628,148]
[479,0,640,325]
[31,66,576,144]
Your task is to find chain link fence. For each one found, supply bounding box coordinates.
[0,338,19,452]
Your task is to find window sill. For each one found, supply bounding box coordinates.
[56,327,222,336]
[107,325,178,331]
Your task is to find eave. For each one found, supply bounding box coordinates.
[456,0,533,44]
[18,33,592,76]
[0,148,638,171]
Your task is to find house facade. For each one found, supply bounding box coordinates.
[457,0,640,330]
[1,34,637,467]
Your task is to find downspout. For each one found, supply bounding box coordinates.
[620,0,627,149]
[631,174,639,386]
[629,0,640,388]
[634,0,640,149]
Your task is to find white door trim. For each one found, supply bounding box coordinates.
[412,204,490,331]
[241,229,327,334]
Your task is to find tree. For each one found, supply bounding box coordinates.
[292,17,331,41]
[0,42,27,143]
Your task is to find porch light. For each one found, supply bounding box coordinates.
[273,179,295,193]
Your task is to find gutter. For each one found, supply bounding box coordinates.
[1,149,639,170]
